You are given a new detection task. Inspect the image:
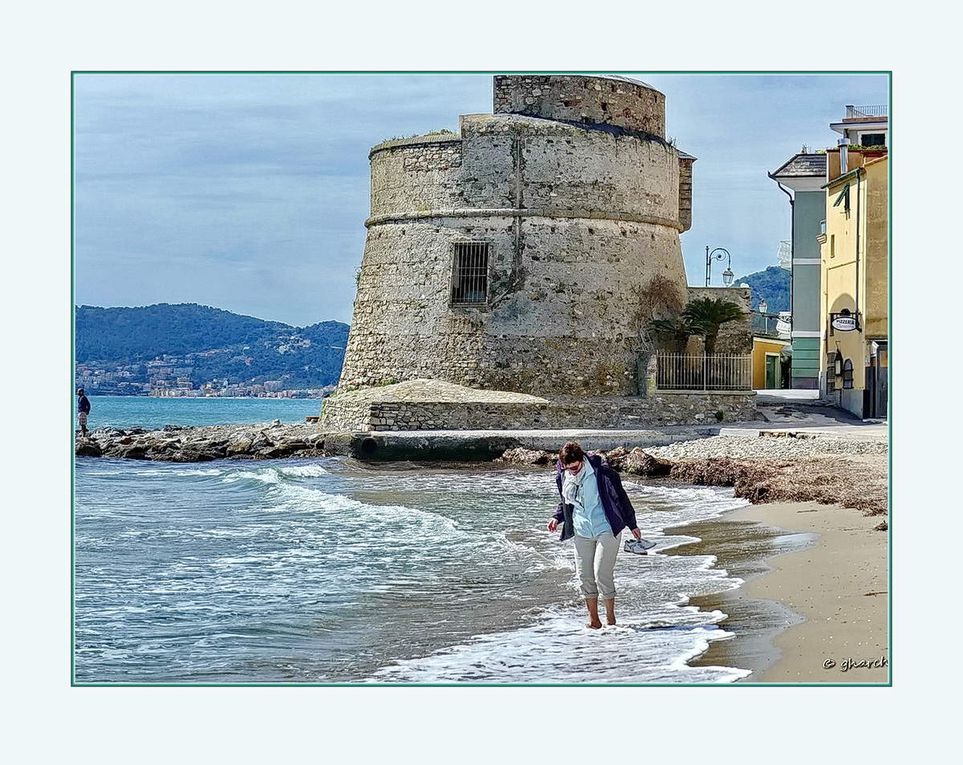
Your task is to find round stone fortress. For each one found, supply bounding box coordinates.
[336,74,695,397]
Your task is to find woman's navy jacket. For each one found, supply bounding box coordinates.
[553,453,639,539]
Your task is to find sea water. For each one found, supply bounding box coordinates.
[74,457,753,683]
[81,395,322,430]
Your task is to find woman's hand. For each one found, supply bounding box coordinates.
[547,518,559,532]
[630,527,642,540]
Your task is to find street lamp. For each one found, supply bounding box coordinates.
[758,298,768,315]
[705,246,733,287]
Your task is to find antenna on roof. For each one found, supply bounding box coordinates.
[778,240,792,270]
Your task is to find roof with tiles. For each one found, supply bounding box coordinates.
[771,153,827,178]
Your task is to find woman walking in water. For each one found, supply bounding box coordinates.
[547,441,643,629]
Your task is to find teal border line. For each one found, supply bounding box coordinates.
[70,73,76,686]
[887,70,893,685]
[70,69,893,688]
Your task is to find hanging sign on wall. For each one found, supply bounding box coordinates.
[831,315,858,332]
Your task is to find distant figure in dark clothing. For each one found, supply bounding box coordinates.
[77,387,91,438]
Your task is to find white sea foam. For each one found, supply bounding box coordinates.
[371,608,749,683]
[279,464,330,478]
[76,458,757,683]
[221,467,283,485]
[86,467,224,478]
[364,480,752,683]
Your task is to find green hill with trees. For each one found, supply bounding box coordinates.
[733,266,791,312]
[75,304,349,392]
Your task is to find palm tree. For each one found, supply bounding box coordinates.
[647,316,692,353]
[682,297,744,355]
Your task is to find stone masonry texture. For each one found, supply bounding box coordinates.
[338,75,699,398]
[320,380,756,432]
[685,286,753,354]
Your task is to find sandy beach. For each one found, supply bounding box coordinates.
[679,500,889,683]
[627,425,889,683]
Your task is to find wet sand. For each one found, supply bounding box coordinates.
[671,500,889,683]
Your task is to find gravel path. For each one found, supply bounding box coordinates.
[647,433,887,461]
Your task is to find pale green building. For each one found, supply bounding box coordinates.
[769,153,827,390]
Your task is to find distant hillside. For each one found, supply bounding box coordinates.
[75,304,349,393]
[734,266,791,313]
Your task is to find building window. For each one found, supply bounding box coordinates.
[833,184,850,214]
[827,364,836,392]
[842,359,854,389]
[861,133,885,147]
[451,242,490,305]
[830,234,835,258]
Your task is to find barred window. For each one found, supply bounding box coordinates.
[451,242,489,305]
[842,359,854,390]
[827,364,836,392]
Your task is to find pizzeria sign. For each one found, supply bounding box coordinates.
[830,312,859,332]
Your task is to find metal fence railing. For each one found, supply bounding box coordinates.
[656,353,752,392]
[845,104,887,119]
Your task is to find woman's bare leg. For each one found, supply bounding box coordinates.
[585,597,602,629]
[604,597,616,626]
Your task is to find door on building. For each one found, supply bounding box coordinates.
[872,341,888,419]
[765,354,780,389]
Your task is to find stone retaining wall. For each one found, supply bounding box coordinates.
[320,392,756,432]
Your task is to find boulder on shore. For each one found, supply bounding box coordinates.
[498,447,554,466]
[601,447,672,477]
[74,423,329,463]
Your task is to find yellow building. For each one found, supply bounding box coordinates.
[818,147,888,418]
[752,336,791,390]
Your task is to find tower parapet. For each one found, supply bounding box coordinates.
[493,74,665,138]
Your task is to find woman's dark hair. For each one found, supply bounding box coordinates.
[559,441,585,465]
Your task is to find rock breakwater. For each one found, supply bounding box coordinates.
[75,423,333,462]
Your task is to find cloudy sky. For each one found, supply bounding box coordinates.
[73,72,888,327]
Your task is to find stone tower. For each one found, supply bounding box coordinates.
[337,74,694,396]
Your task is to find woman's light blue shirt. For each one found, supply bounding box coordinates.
[562,458,611,538]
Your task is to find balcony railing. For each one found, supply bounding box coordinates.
[751,312,786,338]
[845,104,888,119]
[656,353,752,392]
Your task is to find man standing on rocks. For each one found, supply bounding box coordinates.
[77,387,91,438]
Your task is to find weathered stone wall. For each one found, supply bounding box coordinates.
[686,286,753,354]
[365,115,684,226]
[320,392,756,432]
[338,101,692,396]
[368,135,464,218]
[493,75,665,138]
[678,156,694,233]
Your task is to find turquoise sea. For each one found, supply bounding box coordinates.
[84,395,322,429]
[73,397,800,684]
[74,457,758,683]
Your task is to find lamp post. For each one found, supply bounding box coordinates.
[705,246,734,287]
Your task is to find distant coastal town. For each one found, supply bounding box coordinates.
[75,355,336,398]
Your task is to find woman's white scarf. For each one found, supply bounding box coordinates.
[561,457,594,509]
